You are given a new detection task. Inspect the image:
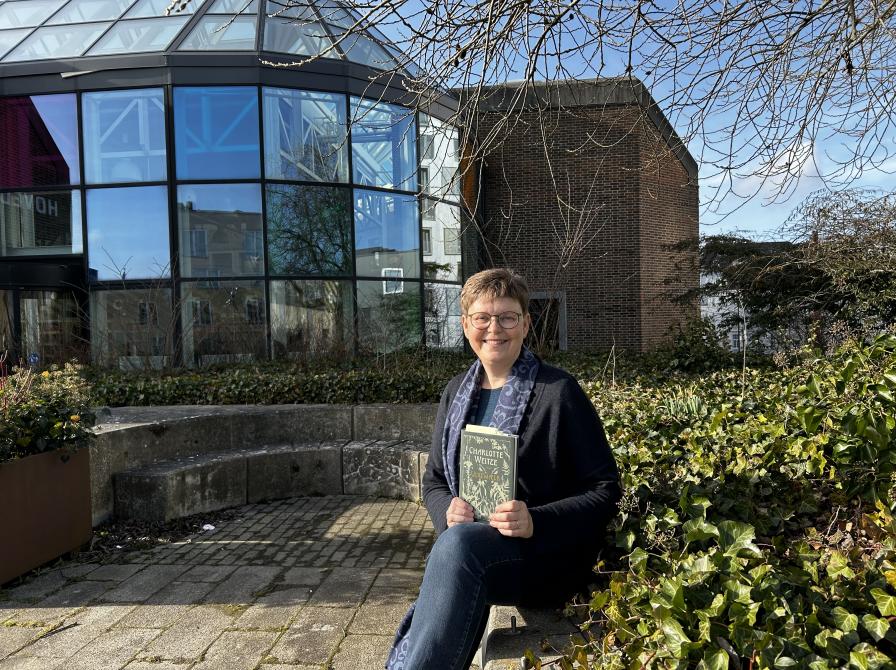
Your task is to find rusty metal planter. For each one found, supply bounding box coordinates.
[0,448,92,586]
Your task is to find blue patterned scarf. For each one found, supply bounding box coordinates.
[385,347,540,670]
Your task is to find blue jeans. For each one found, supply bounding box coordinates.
[400,523,586,670]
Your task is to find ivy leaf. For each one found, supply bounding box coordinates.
[629,547,649,574]
[860,614,890,642]
[661,618,692,659]
[684,518,720,544]
[831,606,858,633]
[696,648,729,670]
[717,520,762,558]
[826,551,856,580]
[849,649,869,670]
[774,657,798,668]
[871,588,896,616]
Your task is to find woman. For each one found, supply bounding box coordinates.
[386,268,621,670]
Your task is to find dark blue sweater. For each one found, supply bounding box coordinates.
[422,362,622,563]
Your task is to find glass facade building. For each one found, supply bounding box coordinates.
[0,0,464,367]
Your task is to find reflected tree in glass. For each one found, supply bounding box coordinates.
[266,185,351,275]
[423,282,463,349]
[270,279,353,359]
[357,279,421,356]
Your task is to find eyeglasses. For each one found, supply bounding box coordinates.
[465,311,522,330]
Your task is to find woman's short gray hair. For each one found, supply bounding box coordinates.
[460,269,529,315]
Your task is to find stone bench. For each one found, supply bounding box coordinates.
[113,439,430,522]
[476,605,585,669]
[91,404,436,525]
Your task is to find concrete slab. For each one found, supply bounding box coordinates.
[342,441,424,500]
[190,630,279,670]
[246,443,344,501]
[269,606,352,665]
[353,404,437,442]
[330,633,392,670]
[63,627,161,670]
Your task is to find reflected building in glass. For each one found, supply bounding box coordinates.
[0,0,465,367]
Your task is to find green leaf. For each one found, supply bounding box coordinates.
[684,518,720,544]
[697,649,729,670]
[717,520,762,558]
[849,650,869,670]
[871,588,896,616]
[861,614,890,641]
[832,606,858,633]
[660,618,692,658]
[775,657,798,668]
[629,547,648,574]
[826,550,857,580]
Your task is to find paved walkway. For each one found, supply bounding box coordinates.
[0,496,434,670]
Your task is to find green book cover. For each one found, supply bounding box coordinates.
[459,424,518,522]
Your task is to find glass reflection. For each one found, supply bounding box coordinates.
[0,190,82,256]
[124,0,198,17]
[0,94,79,187]
[83,88,166,183]
[419,114,461,201]
[180,280,266,366]
[177,183,263,278]
[266,185,350,276]
[0,291,13,360]
[87,186,170,280]
[350,97,416,191]
[0,29,32,59]
[262,88,347,182]
[177,15,257,50]
[357,279,420,354]
[354,189,419,279]
[4,22,112,61]
[90,287,173,369]
[20,290,84,364]
[0,0,67,29]
[174,87,260,179]
[421,199,461,281]
[423,282,463,349]
[47,0,136,25]
[270,279,353,358]
[263,20,333,56]
[86,16,190,55]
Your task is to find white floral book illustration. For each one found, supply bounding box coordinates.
[459,424,518,522]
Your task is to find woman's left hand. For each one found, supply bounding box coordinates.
[489,500,534,538]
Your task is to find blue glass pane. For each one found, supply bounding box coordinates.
[174,87,260,179]
[87,186,170,280]
[0,28,32,58]
[207,0,257,13]
[3,22,111,61]
[0,94,80,186]
[266,184,351,275]
[350,97,416,190]
[83,88,166,183]
[0,190,81,256]
[177,183,263,278]
[124,0,198,17]
[86,16,189,54]
[46,0,136,25]
[354,188,419,279]
[177,15,256,50]
[0,0,66,29]
[262,87,347,181]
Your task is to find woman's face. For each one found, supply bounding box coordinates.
[462,296,530,372]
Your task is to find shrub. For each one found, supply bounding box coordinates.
[0,364,96,464]
[570,333,896,669]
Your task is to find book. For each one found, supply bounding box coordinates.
[459,424,518,522]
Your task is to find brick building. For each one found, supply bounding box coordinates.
[467,79,699,352]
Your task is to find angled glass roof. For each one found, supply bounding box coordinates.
[0,0,419,75]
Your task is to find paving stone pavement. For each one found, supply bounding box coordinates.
[0,496,435,670]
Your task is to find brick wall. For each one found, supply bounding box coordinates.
[472,96,698,352]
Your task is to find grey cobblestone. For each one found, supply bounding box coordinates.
[1,496,435,670]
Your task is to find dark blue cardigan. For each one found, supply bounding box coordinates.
[422,362,622,572]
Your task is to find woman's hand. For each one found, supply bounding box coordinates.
[489,500,533,538]
[446,497,475,527]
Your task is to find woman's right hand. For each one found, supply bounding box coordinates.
[446,497,475,527]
